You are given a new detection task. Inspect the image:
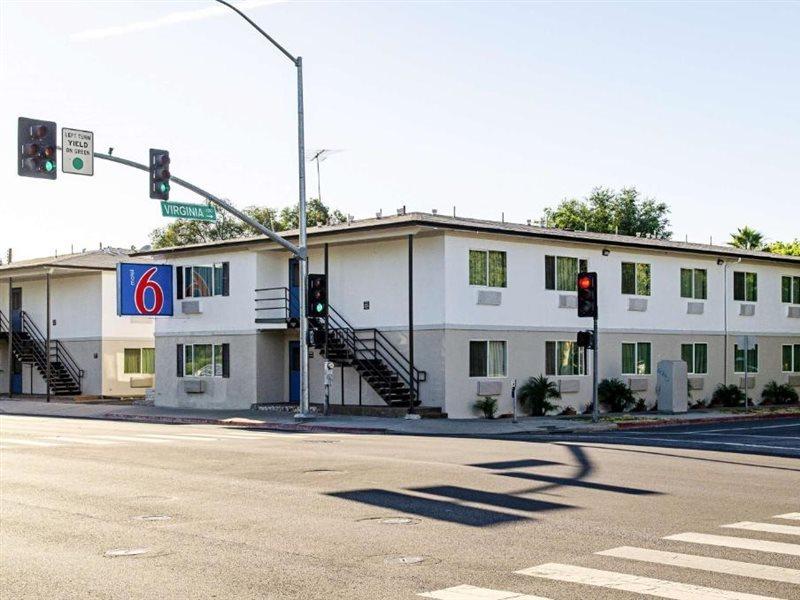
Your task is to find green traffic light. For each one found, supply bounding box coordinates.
[44,160,55,172]
[159,182,169,193]
[315,303,324,313]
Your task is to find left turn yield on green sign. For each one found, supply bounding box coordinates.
[62,128,93,175]
[160,201,217,222]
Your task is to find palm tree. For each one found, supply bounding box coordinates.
[729,226,765,250]
[518,375,561,416]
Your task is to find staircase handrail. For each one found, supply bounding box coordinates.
[0,309,8,333]
[20,311,83,391]
[53,340,85,385]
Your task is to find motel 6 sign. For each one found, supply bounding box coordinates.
[117,263,174,317]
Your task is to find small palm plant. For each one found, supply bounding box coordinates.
[518,375,561,416]
[474,396,498,419]
[761,381,799,405]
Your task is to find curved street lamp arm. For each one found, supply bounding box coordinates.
[213,0,298,65]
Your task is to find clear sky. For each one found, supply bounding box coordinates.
[1,0,798,261]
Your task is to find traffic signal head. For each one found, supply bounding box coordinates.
[18,117,57,179]
[576,330,594,349]
[149,149,171,200]
[307,273,328,318]
[577,271,598,318]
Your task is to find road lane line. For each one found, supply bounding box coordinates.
[774,513,800,521]
[44,436,118,445]
[695,424,800,434]
[664,533,800,556]
[597,546,800,585]
[89,435,170,444]
[722,521,800,537]
[419,585,551,600]
[517,563,783,600]
[0,438,62,447]
[577,436,796,451]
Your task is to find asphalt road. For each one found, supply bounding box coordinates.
[1,415,799,600]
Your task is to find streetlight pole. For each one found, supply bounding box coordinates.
[214,0,311,418]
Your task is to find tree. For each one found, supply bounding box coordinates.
[729,226,765,250]
[544,187,671,239]
[150,199,344,249]
[766,239,800,256]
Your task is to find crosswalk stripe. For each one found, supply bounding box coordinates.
[0,438,62,447]
[597,546,800,585]
[722,521,800,537]
[517,563,783,600]
[138,434,220,442]
[44,436,118,445]
[418,584,552,600]
[664,532,800,557]
[773,513,800,521]
[89,435,169,444]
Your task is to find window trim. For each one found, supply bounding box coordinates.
[733,271,758,302]
[468,339,508,378]
[468,249,507,288]
[123,347,155,375]
[183,342,227,378]
[181,262,228,298]
[621,341,652,375]
[781,275,800,305]
[545,340,586,376]
[733,343,759,374]
[621,262,651,296]
[680,342,708,375]
[781,344,800,373]
[680,268,708,300]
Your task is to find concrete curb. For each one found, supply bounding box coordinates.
[615,411,800,430]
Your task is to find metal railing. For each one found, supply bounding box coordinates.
[19,311,83,392]
[254,286,300,325]
[0,309,8,334]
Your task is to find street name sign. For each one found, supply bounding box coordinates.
[160,201,217,222]
[61,128,93,175]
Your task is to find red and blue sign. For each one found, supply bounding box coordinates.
[117,263,173,317]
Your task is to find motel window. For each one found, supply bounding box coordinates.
[179,343,229,378]
[680,343,708,374]
[469,341,507,377]
[123,348,155,375]
[469,250,507,288]
[622,342,652,375]
[734,344,759,373]
[176,263,229,299]
[621,262,651,296]
[733,271,757,302]
[680,268,707,300]
[781,276,800,304]
[545,341,585,376]
[545,256,589,291]
[782,345,800,373]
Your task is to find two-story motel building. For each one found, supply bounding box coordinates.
[134,212,800,419]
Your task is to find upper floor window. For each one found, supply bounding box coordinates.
[680,268,707,300]
[621,262,651,296]
[469,340,507,377]
[545,256,588,291]
[622,342,651,375]
[733,271,757,302]
[545,340,585,376]
[782,344,800,373]
[681,343,708,374]
[177,263,229,299]
[734,343,758,373]
[781,276,800,304]
[123,348,155,375]
[469,250,506,288]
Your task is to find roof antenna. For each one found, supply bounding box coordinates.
[453,206,456,217]
[108,147,114,156]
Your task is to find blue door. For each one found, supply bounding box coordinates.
[10,287,21,332]
[289,341,300,403]
[11,357,22,394]
[288,258,300,320]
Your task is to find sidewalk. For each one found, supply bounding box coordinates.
[1,397,797,436]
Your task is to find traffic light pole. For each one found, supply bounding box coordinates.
[592,316,599,424]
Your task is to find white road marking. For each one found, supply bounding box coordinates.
[774,513,800,521]
[44,436,118,445]
[518,563,783,600]
[597,546,800,585]
[138,434,221,442]
[89,435,170,444]
[694,424,800,434]
[579,436,795,451]
[0,438,62,447]
[664,532,800,557]
[419,585,551,600]
[722,521,800,537]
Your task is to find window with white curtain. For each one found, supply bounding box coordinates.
[469,340,507,377]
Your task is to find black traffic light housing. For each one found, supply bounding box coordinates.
[577,330,595,350]
[18,117,57,179]
[149,149,171,200]
[307,273,328,318]
[577,271,598,318]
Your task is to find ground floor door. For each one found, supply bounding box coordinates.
[11,356,22,394]
[10,287,22,331]
[289,341,300,403]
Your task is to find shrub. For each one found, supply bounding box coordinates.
[761,381,799,406]
[474,396,498,419]
[631,398,648,413]
[710,384,745,407]
[558,406,577,416]
[518,375,561,416]
[689,398,707,409]
[582,402,594,415]
[598,378,636,412]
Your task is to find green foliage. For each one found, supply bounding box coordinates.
[761,381,799,405]
[474,396,498,419]
[710,384,745,407]
[631,398,648,413]
[150,198,345,249]
[766,239,800,256]
[729,226,765,250]
[544,187,671,239]
[598,378,636,412]
[517,375,561,416]
[558,406,577,416]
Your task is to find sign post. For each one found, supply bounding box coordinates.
[62,128,93,175]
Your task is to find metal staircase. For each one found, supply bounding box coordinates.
[0,310,83,396]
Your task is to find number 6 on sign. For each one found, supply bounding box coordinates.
[117,263,174,317]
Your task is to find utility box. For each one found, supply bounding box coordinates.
[657,360,688,413]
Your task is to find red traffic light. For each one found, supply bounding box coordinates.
[30,124,48,139]
[578,275,593,290]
